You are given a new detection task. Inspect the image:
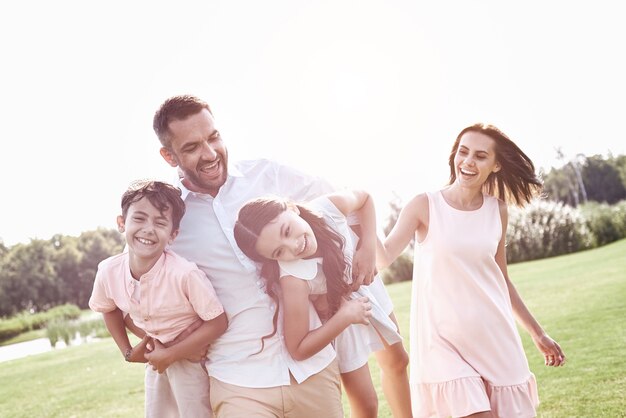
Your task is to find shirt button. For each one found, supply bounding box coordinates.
[144,317,150,321]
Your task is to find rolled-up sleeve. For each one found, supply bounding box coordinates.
[88,267,117,313]
[186,269,224,321]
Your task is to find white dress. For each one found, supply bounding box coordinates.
[278,197,402,373]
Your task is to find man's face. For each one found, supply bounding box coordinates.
[160,109,228,196]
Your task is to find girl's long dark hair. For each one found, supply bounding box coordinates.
[233,197,352,354]
[448,123,543,207]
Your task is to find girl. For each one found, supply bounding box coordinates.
[234,190,412,418]
[378,124,566,418]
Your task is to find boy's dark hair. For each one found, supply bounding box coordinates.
[121,180,186,230]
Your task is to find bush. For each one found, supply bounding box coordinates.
[579,200,626,247]
[381,252,413,284]
[506,200,592,263]
[0,303,81,343]
[46,316,110,346]
[0,319,25,341]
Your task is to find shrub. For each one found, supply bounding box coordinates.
[579,200,626,247]
[506,199,592,263]
[0,303,82,343]
[381,252,413,284]
[0,319,25,341]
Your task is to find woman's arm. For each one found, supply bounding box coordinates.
[144,313,228,373]
[281,276,371,361]
[495,201,566,367]
[377,193,427,269]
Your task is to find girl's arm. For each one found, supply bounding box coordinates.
[328,190,377,288]
[377,193,427,269]
[281,276,371,361]
[144,313,228,373]
[102,308,150,363]
[495,201,566,367]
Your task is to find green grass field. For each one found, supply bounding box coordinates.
[1,240,624,417]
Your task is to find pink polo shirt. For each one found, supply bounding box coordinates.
[89,249,224,344]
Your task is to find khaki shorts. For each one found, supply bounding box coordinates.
[210,360,343,418]
[145,359,211,418]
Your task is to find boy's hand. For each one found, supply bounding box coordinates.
[338,296,372,325]
[126,335,151,363]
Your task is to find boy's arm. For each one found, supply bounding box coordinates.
[102,308,150,363]
[144,313,228,373]
[123,313,146,339]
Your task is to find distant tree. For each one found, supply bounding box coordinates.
[0,240,61,316]
[582,155,626,204]
[0,240,7,259]
[542,166,579,206]
[51,234,84,307]
[75,228,124,308]
[611,154,626,190]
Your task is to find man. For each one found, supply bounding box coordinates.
[152,95,375,417]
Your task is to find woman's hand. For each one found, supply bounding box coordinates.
[337,296,372,325]
[533,333,566,367]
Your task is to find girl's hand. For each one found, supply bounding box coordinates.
[532,333,566,367]
[145,340,174,373]
[351,247,376,289]
[338,296,372,325]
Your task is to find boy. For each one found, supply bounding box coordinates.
[89,180,226,417]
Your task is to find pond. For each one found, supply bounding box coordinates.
[0,334,96,363]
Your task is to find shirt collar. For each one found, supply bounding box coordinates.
[278,257,323,280]
[174,162,244,201]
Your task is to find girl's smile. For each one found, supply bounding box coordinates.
[254,208,319,261]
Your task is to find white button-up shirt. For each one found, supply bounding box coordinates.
[169,159,336,387]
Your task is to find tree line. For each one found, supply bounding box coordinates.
[542,152,626,206]
[0,229,124,317]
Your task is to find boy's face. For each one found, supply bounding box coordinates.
[117,197,178,262]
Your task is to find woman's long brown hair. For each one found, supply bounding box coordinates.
[233,197,352,354]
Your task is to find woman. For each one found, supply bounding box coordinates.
[377,124,566,418]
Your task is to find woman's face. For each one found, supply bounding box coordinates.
[254,207,319,262]
[453,131,501,187]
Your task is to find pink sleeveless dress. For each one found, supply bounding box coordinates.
[410,191,539,417]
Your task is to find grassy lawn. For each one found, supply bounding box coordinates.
[1,239,624,417]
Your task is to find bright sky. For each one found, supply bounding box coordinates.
[2,1,625,247]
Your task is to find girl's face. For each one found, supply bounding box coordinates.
[254,207,319,262]
[453,131,501,187]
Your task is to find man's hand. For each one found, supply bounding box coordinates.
[145,340,174,373]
